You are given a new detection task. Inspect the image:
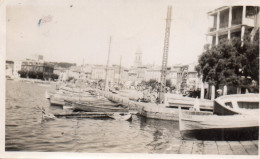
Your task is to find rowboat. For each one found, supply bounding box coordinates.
[54,112,132,121]
[179,108,259,140]
[66,100,129,112]
[214,94,259,115]
[109,112,132,121]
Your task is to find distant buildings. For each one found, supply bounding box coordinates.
[21,59,54,74]
[6,51,201,93]
[207,6,259,45]
[174,63,201,92]
[5,55,54,79]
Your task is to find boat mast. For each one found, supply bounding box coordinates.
[118,56,122,87]
[159,6,172,104]
[105,36,112,91]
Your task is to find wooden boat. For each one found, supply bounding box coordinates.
[59,86,89,94]
[214,94,259,115]
[67,100,129,112]
[46,90,106,106]
[54,112,131,120]
[179,108,259,140]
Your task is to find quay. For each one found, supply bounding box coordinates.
[96,89,213,121]
[94,89,258,155]
[159,140,258,155]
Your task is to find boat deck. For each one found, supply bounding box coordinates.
[159,140,258,155]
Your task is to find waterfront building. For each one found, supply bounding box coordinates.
[5,60,14,77]
[21,59,54,74]
[166,67,178,87]
[206,5,259,97]
[112,65,128,84]
[145,66,161,82]
[91,65,115,83]
[53,66,66,76]
[13,61,22,78]
[174,63,201,92]
[207,6,259,45]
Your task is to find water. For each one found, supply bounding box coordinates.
[5,80,182,153]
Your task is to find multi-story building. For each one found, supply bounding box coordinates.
[207,6,259,45]
[21,59,54,74]
[206,6,259,96]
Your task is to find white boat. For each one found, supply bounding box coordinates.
[110,113,132,121]
[179,108,259,140]
[214,93,259,115]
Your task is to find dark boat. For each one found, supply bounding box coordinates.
[178,108,259,140]
[214,94,259,115]
[54,112,132,121]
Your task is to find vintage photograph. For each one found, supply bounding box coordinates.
[1,0,259,158]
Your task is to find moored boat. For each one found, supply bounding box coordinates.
[109,112,132,121]
[179,108,259,140]
[46,90,106,107]
[214,94,259,115]
[67,100,129,112]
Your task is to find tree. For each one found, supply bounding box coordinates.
[197,32,259,92]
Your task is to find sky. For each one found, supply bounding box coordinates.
[5,0,255,67]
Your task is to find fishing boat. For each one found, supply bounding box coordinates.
[66,100,129,112]
[214,93,259,115]
[178,108,259,140]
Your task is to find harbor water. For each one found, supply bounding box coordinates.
[5,80,182,153]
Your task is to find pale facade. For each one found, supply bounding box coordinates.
[145,69,161,82]
[13,61,22,78]
[207,6,259,45]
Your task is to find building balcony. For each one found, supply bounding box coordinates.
[209,27,217,32]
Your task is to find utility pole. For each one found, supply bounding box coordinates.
[159,6,172,104]
[105,36,112,91]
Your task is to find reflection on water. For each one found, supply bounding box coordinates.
[5,80,181,153]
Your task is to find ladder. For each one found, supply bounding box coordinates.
[159,6,172,103]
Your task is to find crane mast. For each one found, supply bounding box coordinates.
[159,6,172,104]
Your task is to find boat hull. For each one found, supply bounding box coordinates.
[71,102,129,112]
[181,127,259,140]
[179,110,259,140]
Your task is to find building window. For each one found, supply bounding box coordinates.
[219,9,229,29]
[232,6,243,26]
